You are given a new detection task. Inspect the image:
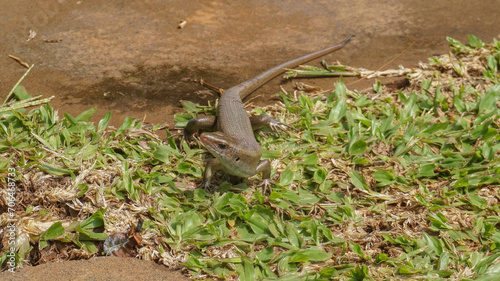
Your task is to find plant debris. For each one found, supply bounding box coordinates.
[7,55,30,69]
[104,219,143,257]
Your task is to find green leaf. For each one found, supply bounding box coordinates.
[427,212,453,230]
[39,163,72,176]
[303,153,319,165]
[349,264,371,279]
[479,85,500,114]
[486,54,498,72]
[239,256,255,281]
[279,167,295,186]
[453,95,467,113]
[285,222,302,249]
[79,240,99,254]
[181,100,204,113]
[80,209,106,229]
[349,171,369,191]
[469,195,487,210]
[468,34,484,48]
[435,270,454,278]
[376,253,389,263]
[116,117,135,134]
[372,169,395,186]
[77,183,89,197]
[75,106,97,122]
[397,265,418,275]
[438,252,450,270]
[256,247,274,262]
[373,80,382,93]
[423,232,443,255]
[349,140,367,156]
[471,119,493,140]
[153,145,182,162]
[82,144,99,161]
[13,85,31,100]
[290,248,331,262]
[98,112,112,131]
[484,261,500,277]
[474,252,500,275]
[350,242,368,260]
[330,79,347,123]
[447,37,466,52]
[313,168,327,183]
[39,222,65,249]
[420,122,449,135]
[262,149,281,159]
[245,210,271,235]
[417,163,436,178]
[76,226,108,241]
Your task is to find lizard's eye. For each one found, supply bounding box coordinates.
[218,143,228,150]
[235,157,240,162]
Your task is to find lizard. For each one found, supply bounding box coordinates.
[184,35,353,190]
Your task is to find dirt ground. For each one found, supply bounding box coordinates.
[1,0,500,279]
[0,257,188,281]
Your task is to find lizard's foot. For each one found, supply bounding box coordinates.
[260,179,272,195]
[250,114,297,135]
[268,119,298,135]
[198,181,217,192]
[269,118,298,134]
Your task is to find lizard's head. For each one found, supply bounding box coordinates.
[200,132,261,178]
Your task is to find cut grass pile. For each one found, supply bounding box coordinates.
[1,35,500,280]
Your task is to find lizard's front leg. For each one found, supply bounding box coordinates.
[255,159,271,194]
[202,157,225,190]
[183,115,216,141]
[249,113,296,134]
